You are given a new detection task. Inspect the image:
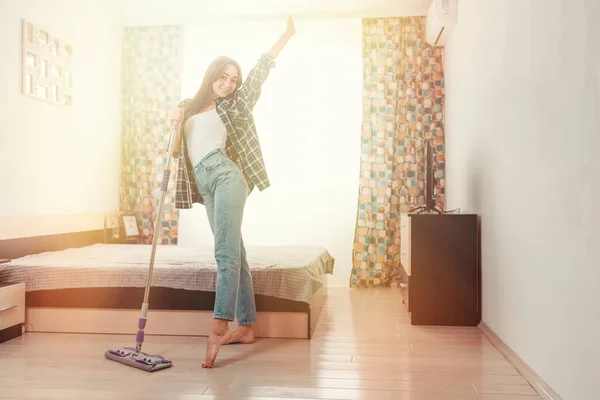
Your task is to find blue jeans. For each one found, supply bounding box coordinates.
[192,149,256,325]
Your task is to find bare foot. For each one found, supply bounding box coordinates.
[223,325,255,345]
[203,320,231,368]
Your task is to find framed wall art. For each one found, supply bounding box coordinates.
[21,19,73,106]
[122,214,141,238]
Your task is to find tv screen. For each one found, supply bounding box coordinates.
[412,139,442,214]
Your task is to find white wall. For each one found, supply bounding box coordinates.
[115,0,431,25]
[176,19,363,287]
[0,0,122,239]
[444,0,600,399]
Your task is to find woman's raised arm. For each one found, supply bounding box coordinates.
[235,17,296,110]
[267,17,296,60]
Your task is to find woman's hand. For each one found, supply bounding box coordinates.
[285,16,296,38]
[169,106,183,122]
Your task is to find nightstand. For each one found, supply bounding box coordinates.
[399,213,481,327]
[0,282,25,344]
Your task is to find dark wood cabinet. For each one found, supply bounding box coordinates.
[399,213,481,326]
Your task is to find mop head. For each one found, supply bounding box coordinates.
[105,347,172,372]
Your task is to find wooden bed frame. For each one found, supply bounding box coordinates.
[1,229,330,340]
[23,276,328,339]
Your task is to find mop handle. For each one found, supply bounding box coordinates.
[136,118,179,352]
[161,120,179,190]
[145,118,178,300]
[160,122,177,191]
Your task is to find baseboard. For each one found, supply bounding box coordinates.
[479,322,562,400]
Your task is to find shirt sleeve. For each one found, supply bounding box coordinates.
[172,98,191,158]
[234,53,276,112]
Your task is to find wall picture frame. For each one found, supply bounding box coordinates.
[121,215,140,238]
[21,19,73,106]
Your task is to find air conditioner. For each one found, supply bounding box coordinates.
[425,0,457,46]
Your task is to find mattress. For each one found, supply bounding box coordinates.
[0,244,334,304]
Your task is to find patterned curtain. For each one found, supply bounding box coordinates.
[350,17,445,288]
[120,26,183,245]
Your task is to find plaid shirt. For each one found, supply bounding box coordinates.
[174,53,275,209]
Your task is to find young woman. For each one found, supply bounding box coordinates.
[169,17,296,368]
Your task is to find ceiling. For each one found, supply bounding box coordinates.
[107,0,432,25]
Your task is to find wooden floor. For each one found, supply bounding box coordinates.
[0,288,541,400]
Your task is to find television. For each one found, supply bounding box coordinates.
[411,139,443,214]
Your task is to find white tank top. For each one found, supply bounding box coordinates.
[184,109,227,168]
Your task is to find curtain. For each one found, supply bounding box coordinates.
[120,26,183,245]
[350,17,445,288]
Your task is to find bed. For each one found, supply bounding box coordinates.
[0,244,334,339]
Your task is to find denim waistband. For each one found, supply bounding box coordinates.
[194,148,228,172]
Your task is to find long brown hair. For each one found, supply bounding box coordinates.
[188,56,243,113]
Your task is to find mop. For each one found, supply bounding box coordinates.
[104,119,179,372]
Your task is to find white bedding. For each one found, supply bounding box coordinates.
[0,244,334,304]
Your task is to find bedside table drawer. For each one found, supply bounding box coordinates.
[0,283,25,331]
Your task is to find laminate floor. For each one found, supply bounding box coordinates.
[0,288,540,399]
